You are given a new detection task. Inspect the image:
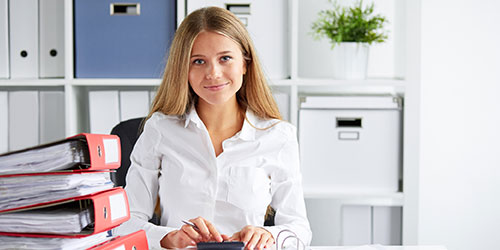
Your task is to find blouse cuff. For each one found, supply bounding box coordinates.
[146,225,177,250]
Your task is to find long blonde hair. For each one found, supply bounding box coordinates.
[147,6,281,121]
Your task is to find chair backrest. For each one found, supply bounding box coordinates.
[110,117,145,187]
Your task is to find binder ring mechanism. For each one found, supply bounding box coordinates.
[275,229,306,250]
[110,3,141,16]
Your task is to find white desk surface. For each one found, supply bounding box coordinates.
[161,245,447,250]
[309,246,446,250]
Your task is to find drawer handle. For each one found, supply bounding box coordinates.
[110,3,140,16]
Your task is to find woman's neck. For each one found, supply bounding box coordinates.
[195,98,244,133]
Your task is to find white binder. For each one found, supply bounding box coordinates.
[39,0,65,78]
[89,91,120,134]
[273,92,289,121]
[40,91,66,144]
[0,0,8,79]
[372,206,402,245]
[341,205,372,245]
[8,91,40,151]
[9,0,39,78]
[149,91,157,106]
[119,91,149,121]
[0,91,7,153]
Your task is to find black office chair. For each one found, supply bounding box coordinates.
[110,116,275,226]
[110,117,162,225]
[110,117,145,187]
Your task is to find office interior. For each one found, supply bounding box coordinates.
[0,1,499,250]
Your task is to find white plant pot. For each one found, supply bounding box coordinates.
[331,42,369,80]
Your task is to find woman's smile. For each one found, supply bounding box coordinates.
[204,82,230,91]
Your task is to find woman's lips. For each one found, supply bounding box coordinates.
[204,82,229,91]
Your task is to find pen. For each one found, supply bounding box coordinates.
[182,220,200,232]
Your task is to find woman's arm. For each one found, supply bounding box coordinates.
[112,115,176,249]
[265,128,313,247]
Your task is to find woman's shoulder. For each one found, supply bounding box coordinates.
[252,115,297,139]
[145,111,185,130]
[149,111,182,122]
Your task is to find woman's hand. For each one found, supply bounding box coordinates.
[160,216,226,249]
[229,225,275,250]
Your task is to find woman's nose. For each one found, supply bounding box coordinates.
[206,63,222,80]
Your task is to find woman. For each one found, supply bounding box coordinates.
[114,7,312,249]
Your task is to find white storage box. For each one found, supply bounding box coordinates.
[298,95,403,193]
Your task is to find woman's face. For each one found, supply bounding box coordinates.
[188,31,247,107]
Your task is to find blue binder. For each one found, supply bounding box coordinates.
[74,0,176,78]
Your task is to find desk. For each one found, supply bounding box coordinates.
[160,245,447,250]
[309,246,446,250]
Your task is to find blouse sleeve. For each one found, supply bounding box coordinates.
[112,115,177,249]
[264,126,313,247]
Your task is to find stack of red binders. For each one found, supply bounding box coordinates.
[0,133,148,250]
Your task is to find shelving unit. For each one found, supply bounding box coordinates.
[0,0,417,246]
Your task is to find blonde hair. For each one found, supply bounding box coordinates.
[147,6,282,121]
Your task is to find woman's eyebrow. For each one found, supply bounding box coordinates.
[216,50,233,55]
[191,50,234,58]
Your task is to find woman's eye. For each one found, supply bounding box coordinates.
[193,59,204,65]
[220,56,232,62]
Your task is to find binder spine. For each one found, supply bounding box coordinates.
[9,0,39,78]
[0,0,8,78]
[39,0,65,78]
[69,133,121,170]
[88,230,148,250]
[91,188,130,233]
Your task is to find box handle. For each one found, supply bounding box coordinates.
[110,3,141,16]
[336,117,362,128]
[226,4,251,14]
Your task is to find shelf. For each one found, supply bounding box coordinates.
[70,78,162,86]
[0,79,67,87]
[272,78,405,86]
[303,189,404,206]
[0,78,163,87]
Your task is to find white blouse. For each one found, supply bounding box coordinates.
[113,107,312,249]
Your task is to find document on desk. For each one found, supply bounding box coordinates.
[0,140,88,175]
[0,133,121,175]
[0,171,113,211]
[0,207,91,234]
[0,231,109,250]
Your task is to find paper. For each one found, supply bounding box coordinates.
[0,207,90,234]
[103,138,119,164]
[0,231,109,250]
[0,140,88,175]
[109,192,127,221]
[0,172,113,211]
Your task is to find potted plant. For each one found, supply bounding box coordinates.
[311,0,388,80]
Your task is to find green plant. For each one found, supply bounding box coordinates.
[311,0,388,48]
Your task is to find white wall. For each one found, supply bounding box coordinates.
[418,0,500,249]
